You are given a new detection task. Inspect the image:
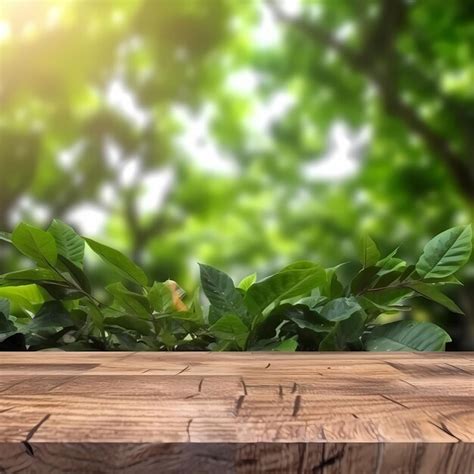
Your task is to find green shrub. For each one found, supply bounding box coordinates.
[0,222,471,352]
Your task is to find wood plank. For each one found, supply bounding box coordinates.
[0,352,473,473]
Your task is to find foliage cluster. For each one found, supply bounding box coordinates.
[0,222,471,352]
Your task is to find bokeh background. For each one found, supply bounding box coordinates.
[0,0,472,348]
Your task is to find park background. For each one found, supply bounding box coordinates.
[0,0,472,348]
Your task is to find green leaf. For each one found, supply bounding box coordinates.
[287,309,332,333]
[12,223,57,267]
[28,301,74,331]
[246,262,326,314]
[208,340,233,352]
[377,258,406,275]
[365,287,412,307]
[85,238,148,286]
[0,285,44,311]
[48,220,85,266]
[238,272,257,291]
[416,225,472,279]
[350,266,379,294]
[321,266,344,298]
[256,303,331,342]
[148,282,174,312]
[155,310,203,325]
[374,270,402,288]
[320,297,362,322]
[199,264,248,322]
[69,309,88,329]
[83,301,104,331]
[298,295,328,310]
[376,248,398,267]
[365,320,451,351]
[104,315,153,335]
[0,268,65,285]
[57,255,91,293]
[254,303,295,340]
[0,311,16,335]
[0,231,12,243]
[319,330,343,351]
[106,282,152,319]
[190,290,205,325]
[248,335,299,351]
[358,235,380,268]
[399,265,416,281]
[319,313,365,351]
[0,298,10,317]
[338,312,366,342]
[271,338,298,351]
[39,283,83,301]
[358,296,411,315]
[209,314,249,349]
[424,275,463,286]
[207,305,221,325]
[0,298,16,343]
[108,328,145,350]
[407,282,464,315]
[0,269,79,301]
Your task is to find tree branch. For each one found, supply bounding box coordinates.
[266,0,474,201]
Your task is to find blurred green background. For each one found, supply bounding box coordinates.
[0,0,472,348]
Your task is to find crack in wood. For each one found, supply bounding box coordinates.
[113,352,137,364]
[22,441,35,457]
[0,407,15,414]
[98,354,136,372]
[234,395,245,416]
[313,447,345,472]
[385,361,404,373]
[429,421,462,443]
[175,365,190,376]
[0,379,27,394]
[240,378,248,395]
[186,419,193,442]
[22,414,51,457]
[198,378,204,392]
[400,379,418,389]
[379,393,410,409]
[444,363,472,375]
[292,395,302,417]
[265,363,271,369]
[25,414,51,442]
[184,393,199,399]
[47,375,81,392]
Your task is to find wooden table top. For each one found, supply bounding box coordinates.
[0,352,472,445]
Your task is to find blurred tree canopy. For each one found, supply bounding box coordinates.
[0,0,472,346]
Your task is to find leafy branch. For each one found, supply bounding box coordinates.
[0,221,471,352]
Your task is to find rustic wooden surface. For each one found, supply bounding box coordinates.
[0,352,473,473]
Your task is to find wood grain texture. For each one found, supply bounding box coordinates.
[0,352,473,473]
